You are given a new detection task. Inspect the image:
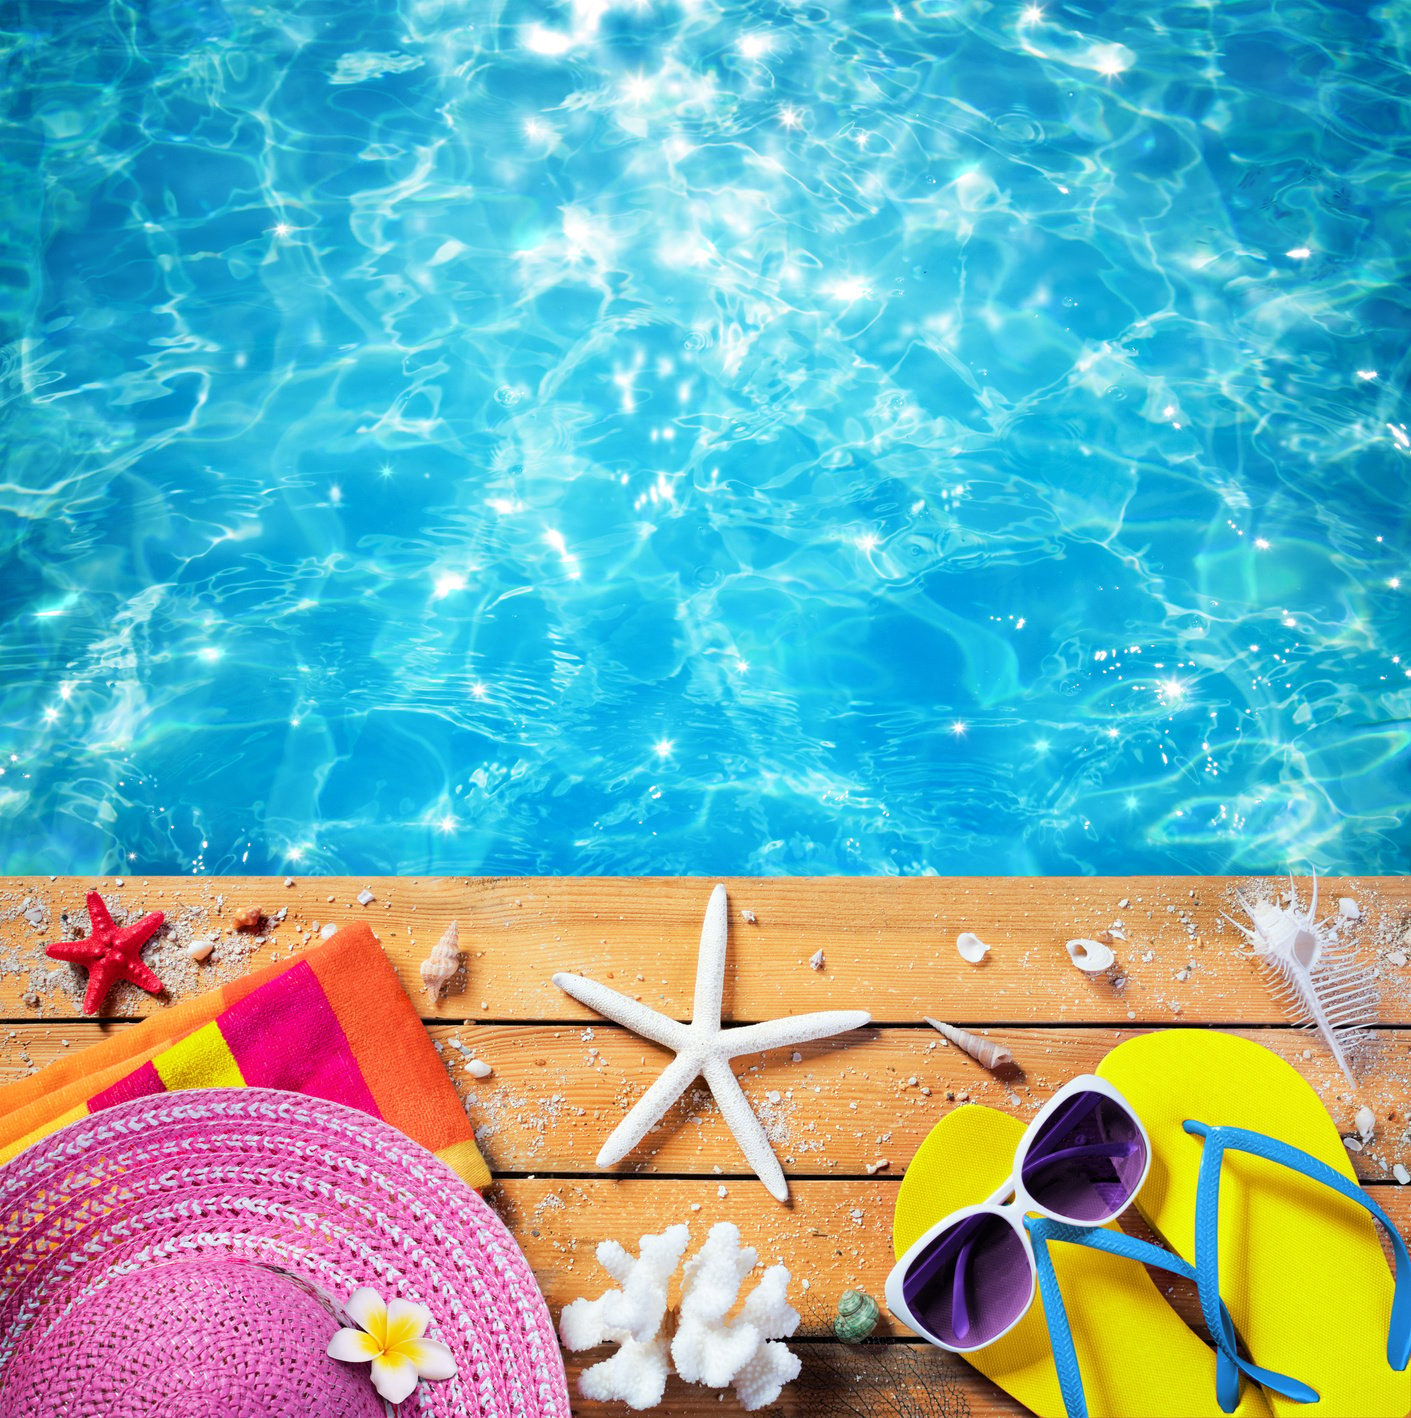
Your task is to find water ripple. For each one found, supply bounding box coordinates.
[1,0,1408,875]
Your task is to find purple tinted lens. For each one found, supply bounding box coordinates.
[901,1212,1032,1349]
[1020,1090,1147,1222]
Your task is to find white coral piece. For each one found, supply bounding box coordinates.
[560,1222,800,1412]
[559,1225,690,1410]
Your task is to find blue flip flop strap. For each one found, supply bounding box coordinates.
[1187,1121,1411,1387]
[1024,1216,1311,1418]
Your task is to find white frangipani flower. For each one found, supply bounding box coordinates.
[327,1287,457,1404]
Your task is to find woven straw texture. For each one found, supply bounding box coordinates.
[3,1258,390,1416]
[0,1089,570,1418]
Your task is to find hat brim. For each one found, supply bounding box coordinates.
[0,1088,570,1418]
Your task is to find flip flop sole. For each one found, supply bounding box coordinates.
[1097,1030,1409,1418]
[894,1102,1272,1418]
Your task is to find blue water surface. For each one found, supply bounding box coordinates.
[1,0,1409,877]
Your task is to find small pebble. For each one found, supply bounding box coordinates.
[284,878,294,888]
[186,940,215,962]
[357,887,375,906]
[232,905,262,932]
[1356,1105,1376,1140]
[740,908,757,924]
[320,922,338,940]
[717,1185,728,1199]
[865,1159,889,1174]
[1396,1165,1410,1186]
[465,1059,493,1079]
[1389,951,1408,968]
[791,1051,802,1063]
[767,1090,781,1103]
[115,878,125,887]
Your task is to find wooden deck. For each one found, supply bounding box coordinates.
[3,874,1409,1417]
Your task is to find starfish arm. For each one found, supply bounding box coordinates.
[45,940,102,964]
[124,960,165,996]
[81,963,117,1015]
[692,883,731,1031]
[121,911,165,945]
[596,1051,703,1168]
[552,973,691,1051]
[719,1010,872,1058]
[85,891,115,932]
[701,1055,788,1202]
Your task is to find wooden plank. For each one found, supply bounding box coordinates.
[2,876,1409,1024]
[495,1177,1411,1342]
[434,1023,1411,1184]
[565,1343,1022,1416]
[5,1021,1408,1181]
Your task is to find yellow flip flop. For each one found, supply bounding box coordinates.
[1097,1031,1411,1418]
[892,1103,1275,1418]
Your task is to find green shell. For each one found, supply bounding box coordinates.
[833,1288,880,1342]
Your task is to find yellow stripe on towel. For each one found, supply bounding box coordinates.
[153,1021,245,1091]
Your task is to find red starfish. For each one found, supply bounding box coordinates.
[45,891,166,1015]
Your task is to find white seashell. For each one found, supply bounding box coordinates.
[320,922,338,939]
[808,949,825,971]
[924,1018,1015,1072]
[420,920,461,999]
[740,909,757,924]
[186,940,215,962]
[357,887,375,906]
[465,1058,492,1079]
[1227,870,1375,1086]
[956,932,990,964]
[1356,1105,1376,1140]
[1396,1164,1410,1186]
[1066,938,1116,972]
[1339,897,1360,920]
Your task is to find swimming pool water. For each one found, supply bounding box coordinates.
[2,0,1409,877]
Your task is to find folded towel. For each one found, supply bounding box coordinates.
[0,922,490,1188]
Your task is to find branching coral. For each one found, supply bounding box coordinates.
[559,1222,801,1411]
[558,1225,690,1409]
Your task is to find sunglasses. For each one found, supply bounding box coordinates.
[885,1076,1151,1352]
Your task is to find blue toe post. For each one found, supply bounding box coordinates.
[1184,1120,1411,1388]
[1024,1216,1315,1418]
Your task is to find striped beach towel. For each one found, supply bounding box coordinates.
[0,922,489,1187]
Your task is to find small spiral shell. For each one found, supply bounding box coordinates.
[924,1018,1015,1073]
[833,1288,879,1343]
[419,920,461,1000]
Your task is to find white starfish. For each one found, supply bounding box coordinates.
[553,884,870,1203]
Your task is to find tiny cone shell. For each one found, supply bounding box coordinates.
[420,920,461,999]
[924,1018,1015,1072]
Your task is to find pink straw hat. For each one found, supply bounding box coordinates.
[0,1088,570,1417]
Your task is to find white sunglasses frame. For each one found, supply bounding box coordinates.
[884,1073,1151,1353]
